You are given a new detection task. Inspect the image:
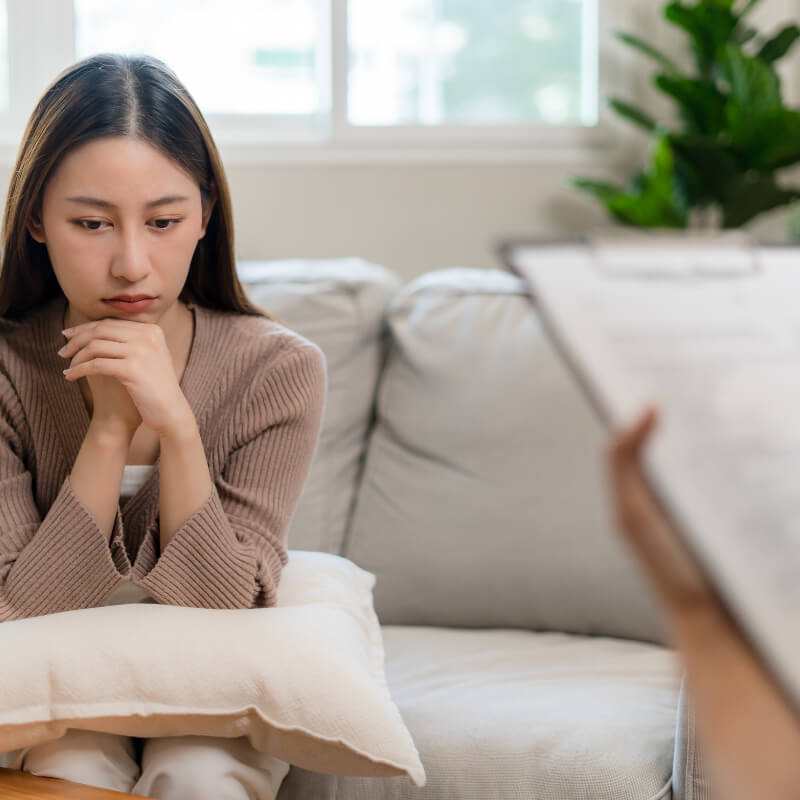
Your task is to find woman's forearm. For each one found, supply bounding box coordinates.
[69,422,131,542]
[674,609,800,800]
[158,413,214,553]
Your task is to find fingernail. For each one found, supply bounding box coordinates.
[62,328,73,336]
[63,368,73,375]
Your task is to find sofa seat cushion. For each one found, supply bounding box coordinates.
[279,626,680,800]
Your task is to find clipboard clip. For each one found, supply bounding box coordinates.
[587,232,761,279]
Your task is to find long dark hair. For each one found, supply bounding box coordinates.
[0,53,275,322]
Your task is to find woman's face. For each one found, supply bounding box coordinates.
[27,135,214,326]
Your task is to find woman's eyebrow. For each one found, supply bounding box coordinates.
[65,195,191,209]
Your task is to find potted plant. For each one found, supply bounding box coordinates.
[573,0,800,231]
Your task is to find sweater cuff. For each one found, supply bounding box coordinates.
[5,476,131,618]
[109,504,132,576]
[133,485,266,609]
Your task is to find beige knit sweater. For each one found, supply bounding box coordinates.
[0,295,327,622]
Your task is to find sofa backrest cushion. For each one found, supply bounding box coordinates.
[240,258,400,555]
[342,268,666,643]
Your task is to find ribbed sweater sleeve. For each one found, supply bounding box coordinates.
[133,342,327,609]
[0,376,130,622]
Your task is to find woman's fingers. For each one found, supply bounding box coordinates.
[614,406,659,458]
[606,406,717,622]
[607,407,663,549]
[60,321,128,352]
[65,339,128,364]
[64,357,128,381]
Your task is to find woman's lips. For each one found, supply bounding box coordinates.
[103,298,155,312]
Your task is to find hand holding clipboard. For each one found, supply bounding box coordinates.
[609,405,800,800]
[503,238,800,800]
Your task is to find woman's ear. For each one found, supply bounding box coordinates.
[27,211,46,243]
[199,184,217,239]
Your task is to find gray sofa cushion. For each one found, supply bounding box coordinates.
[343,268,666,642]
[240,258,400,555]
[279,626,680,800]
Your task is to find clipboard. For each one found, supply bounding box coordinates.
[500,236,800,723]
[586,232,761,278]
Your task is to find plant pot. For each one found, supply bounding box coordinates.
[687,205,723,234]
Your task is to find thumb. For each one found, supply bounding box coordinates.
[613,405,660,462]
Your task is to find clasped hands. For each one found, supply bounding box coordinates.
[58,317,192,438]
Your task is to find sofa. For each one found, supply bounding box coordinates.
[0,257,709,799]
[236,257,710,800]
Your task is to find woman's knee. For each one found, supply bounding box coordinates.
[137,736,288,800]
[20,729,139,793]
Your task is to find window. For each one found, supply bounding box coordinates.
[75,0,329,117]
[0,0,605,160]
[348,0,596,127]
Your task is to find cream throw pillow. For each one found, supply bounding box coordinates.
[0,551,426,786]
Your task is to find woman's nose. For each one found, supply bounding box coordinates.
[112,227,150,281]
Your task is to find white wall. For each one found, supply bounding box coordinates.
[3,0,799,283]
[224,159,623,275]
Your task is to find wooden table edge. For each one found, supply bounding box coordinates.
[0,767,145,798]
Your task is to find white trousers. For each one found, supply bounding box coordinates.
[4,729,290,799]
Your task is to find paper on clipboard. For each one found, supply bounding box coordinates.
[587,232,760,278]
[502,239,800,718]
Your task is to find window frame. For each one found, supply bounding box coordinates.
[0,0,643,165]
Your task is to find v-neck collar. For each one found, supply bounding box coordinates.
[40,294,208,519]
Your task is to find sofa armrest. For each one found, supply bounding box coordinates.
[673,673,712,800]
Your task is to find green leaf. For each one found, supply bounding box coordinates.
[607,97,659,132]
[720,172,800,227]
[618,138,689,226]
[664,3,705,49]
[722,45,781,112]
[615,32,680,73]
[743,109,800,168]
[721,46,789,165]
[736,0,761,16]
[650,136,676,184]
[572,138,688,228]
[668,134,742,203]
[757,25,800,63]
[653,74,726,134]
[665,2,739,74]
[571,178,622,201]
[608,195,686,227]
[732,25,757,45]
[571,179,642,226]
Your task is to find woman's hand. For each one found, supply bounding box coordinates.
[608,407,800,800]
[607,407,715,625]
[59,318,192,437]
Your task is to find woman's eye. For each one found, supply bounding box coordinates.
[73,218,181,231]
[151,219,181,230]
[76,220,108,231]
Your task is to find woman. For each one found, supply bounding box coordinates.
[608,407,800,800]
[0,53,327,799]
